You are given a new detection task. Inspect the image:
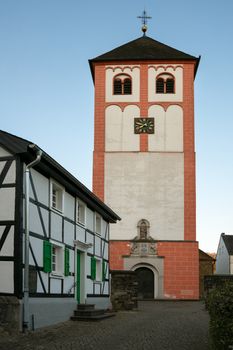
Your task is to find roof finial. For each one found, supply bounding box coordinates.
[137,9,152,36]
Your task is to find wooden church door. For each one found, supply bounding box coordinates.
[136,267,154,299]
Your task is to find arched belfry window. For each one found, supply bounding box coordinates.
[137,219,150,240]
[113,74,132,95]
[156,73,175,94]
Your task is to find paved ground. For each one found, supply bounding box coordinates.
[0,301,210,350]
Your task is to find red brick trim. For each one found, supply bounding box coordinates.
[183,64,196,241]
[92,65,106,200]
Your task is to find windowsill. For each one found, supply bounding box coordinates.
[76,221,86,228]
[51,206,64,215]
[50,272,64,279]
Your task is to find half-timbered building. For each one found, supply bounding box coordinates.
[0,130,120,330]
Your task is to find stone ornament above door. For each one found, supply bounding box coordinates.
[130,219,158,257]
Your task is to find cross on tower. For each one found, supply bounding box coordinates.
[137,10,152,36]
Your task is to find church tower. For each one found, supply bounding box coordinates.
[89,21,200,299]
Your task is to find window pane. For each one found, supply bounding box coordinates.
[166,79,174,93]
[113,79,122,94]
[123,78,132,94]
[96,215,101,234]
[156,78,164,93]
[77,200,85,225]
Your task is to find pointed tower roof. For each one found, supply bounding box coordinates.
[89,36,200,78]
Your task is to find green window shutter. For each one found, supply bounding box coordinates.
[91,257,96,280]
[102,260,107,281]
[64,247,70,276]
[43,241,52,273]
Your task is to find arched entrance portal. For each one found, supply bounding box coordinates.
[135,267,154,299]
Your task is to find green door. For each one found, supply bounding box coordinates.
[76,251,81,303]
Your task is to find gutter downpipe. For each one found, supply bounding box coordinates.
[23,145,42,332]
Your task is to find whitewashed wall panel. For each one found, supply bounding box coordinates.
[0,146,12,157]
[50,212,63,241]
[0,188,15,221]
[76,225,85,242]
[29,236,43,266]
[0,226,14,256]
[50,278,62,293]
[30,169,49,206]
[64,192,75,220]
[64,221,75,246]
[0,161,16,184]
[95,236,101,257]
[86,208,94,232]
[37,272,49,293]
[29,204,49,236]
[0,261,14,293]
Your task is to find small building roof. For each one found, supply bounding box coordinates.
[199,249,216,261]
[89,35,200,79]
[0,130,121,223]
[222,234,233,255]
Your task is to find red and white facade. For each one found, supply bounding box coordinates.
[90,36,200,299]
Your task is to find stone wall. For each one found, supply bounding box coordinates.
[111,270,138,311]
[0,296,21,333]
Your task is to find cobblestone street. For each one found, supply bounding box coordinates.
[0,301,210,350]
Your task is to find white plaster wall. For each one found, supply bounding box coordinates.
[86,232,94,254]
[30,169,49,206]
[0,146,12,157]
[37,272,49,293]
[50,212,63,241]
[64,220,75,246]
[101,220,109,240]
[105,153,184,240]
[64,192,75,221]
[29,236,43,267]
[105,65,140,102]
[0,161,16,184]
[0,261,14,293]
[50,278,62,293]
[0,188,15,220]
[216,237,230,274]
[95,235,101,257]
[148,105,183,152]
[148,65,183,102]
[76,225,85,242]
[0,226,14,256]
[86,207,94,232]
[105,105,140,151]
[29,203,49,236]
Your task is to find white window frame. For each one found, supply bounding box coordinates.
[95,213,102,235]
[76,198,86,226]
[50,240,65,278]
[50,179,64,213]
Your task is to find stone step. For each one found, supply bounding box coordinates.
[74,309,106,317]
[70,312,115,322]
[76,304,95,311]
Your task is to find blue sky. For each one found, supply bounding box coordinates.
[0,0,232,252]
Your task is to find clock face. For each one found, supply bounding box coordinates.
[134,118,154,134]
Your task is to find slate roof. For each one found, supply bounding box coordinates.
[222,234,233,255]
[0,130,120,223]
[89,35,200,78]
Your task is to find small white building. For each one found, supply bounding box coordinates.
[216,233,233,274]
[0,130,120,330]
